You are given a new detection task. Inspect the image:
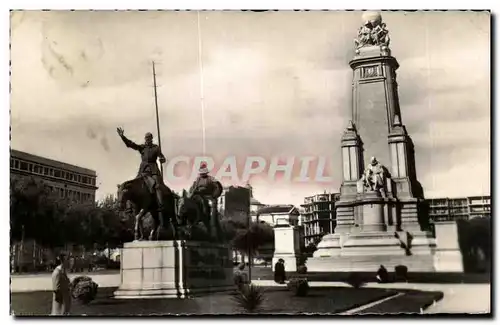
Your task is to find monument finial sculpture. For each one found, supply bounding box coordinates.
[354,11,390,50]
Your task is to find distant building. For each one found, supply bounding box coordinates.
[300,192,340,246]
[218,185,251,224]
[299,191,491,247]
[10,149,98,204]
[256,205,300,227]
[250,197,265,220]
[428,195,491,222]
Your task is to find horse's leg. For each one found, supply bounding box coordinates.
[138,210,146,240]
[202,202,214,239]
[134,209,146,241]
[149,210,158,241]
[168,199,178,240]
[153,211,163,241]
[209,200,219,239]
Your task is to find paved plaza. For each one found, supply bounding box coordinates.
[10,271,490,314]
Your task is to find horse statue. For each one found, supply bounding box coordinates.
[117,177,178,241]
[177,180,224,240]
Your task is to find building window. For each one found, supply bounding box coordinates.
[20,161,28,171]
[54,169,61,178]
[28,163,33,172]
[14,160,19,169]
[43,167,49,175]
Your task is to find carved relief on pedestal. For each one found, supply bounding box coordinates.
[361,65,381,79]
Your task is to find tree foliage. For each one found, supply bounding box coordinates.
[10,176,134,249]
[456,217,491,272]
[220,219,274,255]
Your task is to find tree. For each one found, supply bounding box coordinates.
[96,195,134,247]
[10,176,65,247]
[457,217,491,272]
[10,176,135,250]
[230,221,274,256]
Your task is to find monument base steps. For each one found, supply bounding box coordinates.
[306,254,436,272]
[308,231,437,272]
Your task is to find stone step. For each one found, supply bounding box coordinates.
[306,255,436,272]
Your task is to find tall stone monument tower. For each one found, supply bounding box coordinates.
[307,11,437,272]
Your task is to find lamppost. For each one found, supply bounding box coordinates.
[247,191,252,284]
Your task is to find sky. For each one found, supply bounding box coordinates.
[10,10,491,206]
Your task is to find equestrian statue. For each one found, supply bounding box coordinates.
[115,127,178,241]
[177,162,224,240]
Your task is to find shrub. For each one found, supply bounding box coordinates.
[70,276,99,304]
[297,265,308,274]
[232,284,265,313]
[345,273,366,289]
[287,278,309,297]
[394,265,408,282]
[233,271,249,291]
[376,265,389,283]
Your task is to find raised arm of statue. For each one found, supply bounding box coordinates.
[117,127,143,151]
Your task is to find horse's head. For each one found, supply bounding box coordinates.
[177,189,191,217]
[116,182,132,211]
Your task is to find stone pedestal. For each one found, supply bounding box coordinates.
[114,240,234,299]
[433,222,464,272]
[360,191,386,232]
[272,224,300,272]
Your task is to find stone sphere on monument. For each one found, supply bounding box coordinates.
[361,11,382,26]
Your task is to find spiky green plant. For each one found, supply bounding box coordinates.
[232,284,265,314]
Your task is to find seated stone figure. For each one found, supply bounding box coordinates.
[358,156,389,197]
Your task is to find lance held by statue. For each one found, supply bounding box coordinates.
[115,127,178,241]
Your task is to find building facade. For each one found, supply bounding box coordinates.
[10,149,98,204]
[217,185,252,224]
[256,205,300,227]
[300,192,340,246]
[301,192,491,247]
[428,195,491,222]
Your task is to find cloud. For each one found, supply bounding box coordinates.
[86,127,97,139]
